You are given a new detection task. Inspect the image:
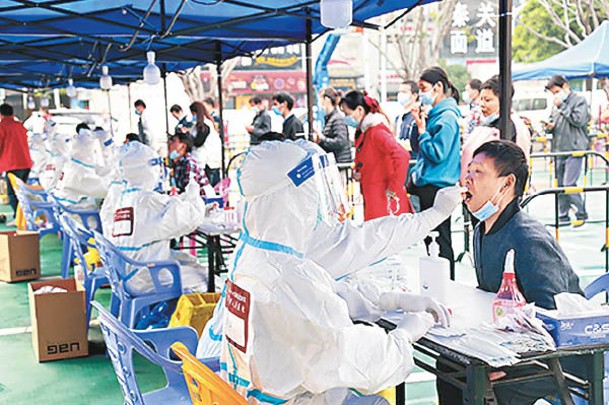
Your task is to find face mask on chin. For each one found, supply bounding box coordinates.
[470,182,507,222]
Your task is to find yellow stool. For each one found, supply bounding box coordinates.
[169,292,222,336]
[377,387,396,404]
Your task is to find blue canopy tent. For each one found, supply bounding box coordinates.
[513,20,609,81]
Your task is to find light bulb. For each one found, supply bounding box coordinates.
[100,66,113,90]
[66,79,77,98]
[27,96,36,110]
[320,0,352,29]
[40,96,50,108]
[143,51,161,85]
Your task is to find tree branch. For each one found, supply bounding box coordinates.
[519,19,570,48]
[537,0,582,44]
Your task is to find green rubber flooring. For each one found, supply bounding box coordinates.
[0,163,607,404]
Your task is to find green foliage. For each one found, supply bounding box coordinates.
[445,63,470,97]
[513,0,565,63]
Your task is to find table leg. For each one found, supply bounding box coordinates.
[588,351,604,405]
[207,235,218,292]
[463,364,487,405]
[396,382,405,405]
[547,357,574,405]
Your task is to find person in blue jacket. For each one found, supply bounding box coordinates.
[409,66,461,277]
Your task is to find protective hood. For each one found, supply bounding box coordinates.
[49,132,71,156]
[238,140,331,254]
[70,129,97,164]
[118,141,163,191]
[29,133,46,150]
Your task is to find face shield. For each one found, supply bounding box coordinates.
[287,152,351,224]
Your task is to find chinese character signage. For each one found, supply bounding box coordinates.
[235,44,303,71]
[444,0,497,58]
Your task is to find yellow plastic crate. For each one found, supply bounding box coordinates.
[169,292,222,336]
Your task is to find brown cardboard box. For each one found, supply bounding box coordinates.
[0,231,40,282]
[28,278,88,362]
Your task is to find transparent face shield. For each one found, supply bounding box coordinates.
[287,153,352,224]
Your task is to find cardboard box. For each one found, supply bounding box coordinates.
[28,278,88,362]
[0,231,40,282]
[537,308,609,348]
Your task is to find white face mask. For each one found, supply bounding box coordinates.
[481,113,500,126]
[397,92,411,106]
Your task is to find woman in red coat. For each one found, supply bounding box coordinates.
[340,91,413,220]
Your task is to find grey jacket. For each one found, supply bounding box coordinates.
[549,91,590,152]
[474,199,582,310]
[319,108,352,163]
[250,110,272,145]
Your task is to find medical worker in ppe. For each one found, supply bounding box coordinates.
[100,141,209,294]
[28,133,49,183]
[39,120,70,190]
[214,140,463,404]
[54,129,110,209]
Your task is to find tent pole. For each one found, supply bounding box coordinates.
[163,66,169,135]
[127,83,133,130]
[498,0,513,137]
[306,16,314,139]
[216,42,226,179]
[106,90,114,137]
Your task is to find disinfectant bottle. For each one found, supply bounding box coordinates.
[419,231,450,303]
[492,249,526,323]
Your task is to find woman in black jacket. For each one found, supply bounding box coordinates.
[313,87,352,163]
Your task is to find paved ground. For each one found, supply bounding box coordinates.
[0,161,606,404]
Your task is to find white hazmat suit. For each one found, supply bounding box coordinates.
[54,129,110,209]
[39,121,70,191]
[212,141,463,404]
[100,141,209,294]
[28,133,49,182]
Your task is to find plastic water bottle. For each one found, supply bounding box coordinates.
[419,231,450,303]
[492,249,526,323]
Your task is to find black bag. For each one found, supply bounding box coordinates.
[192,122,210,148]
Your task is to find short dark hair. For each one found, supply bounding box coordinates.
[134,99,146,108]
[473,140,529,197]
[545,75,568,90]
[420,66,460,103]
[481,75,514,100]
[272,92,294,110]
[169,104,182,114]
[0,103,14,116]
[402,80,419,96]
[468,79,482,91]
[259,131,286,142]
[249,96,262,105]
[125,133,141,143]
[76,122,90,133]
[169,131,194,152]
[203,97,215,107]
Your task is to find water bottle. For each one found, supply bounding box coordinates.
[492,249,526,323]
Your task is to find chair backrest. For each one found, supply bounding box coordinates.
[584,273,609,299]
[8,173,57,232]
[92,301,189,405]
[171,342,248,405]
[58,214,96,270]
[48,193,102,232]
[92,230,135,304]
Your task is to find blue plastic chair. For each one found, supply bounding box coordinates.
[92,230,183,329]
[8,173,60,239]
[58,214,113,325]
[584,273,609,299]
[92,301,197,405]
[48,194,102,279]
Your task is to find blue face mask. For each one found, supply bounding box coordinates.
[345,114,360,128]
[420,91,434,106]
[481,113,500,126]
[135,109,141,116]
[397,92,411,106]
[272,106,282,116]
[169,150,180,160]
[470,184,505,221]
[191,115,197,123]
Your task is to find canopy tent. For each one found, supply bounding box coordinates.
[0,0,437,89]
[513,20,609,81]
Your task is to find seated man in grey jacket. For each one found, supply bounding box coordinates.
[440,139,583,405]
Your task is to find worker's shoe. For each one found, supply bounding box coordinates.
[573,213,588,229]
[557,215,571,227]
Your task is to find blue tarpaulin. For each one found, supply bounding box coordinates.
[0,0,437,89]
[513,20,609,81]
